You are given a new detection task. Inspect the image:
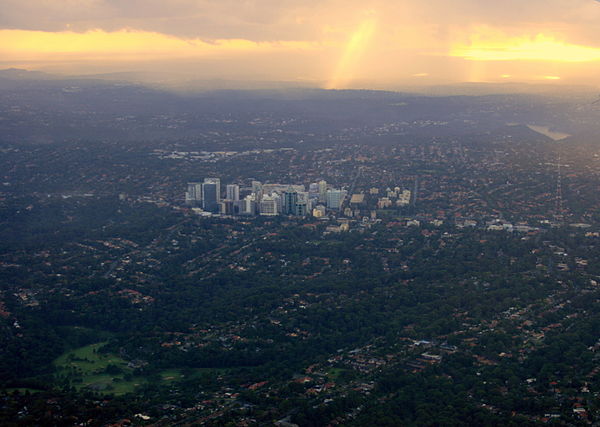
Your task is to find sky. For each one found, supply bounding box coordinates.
[1,0,600,89]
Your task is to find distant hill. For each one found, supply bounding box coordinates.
[0,67,597,145]
[0,68,61,80]
[2,68,597,97]
[405,82,597,98]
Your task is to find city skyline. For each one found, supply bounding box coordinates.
[184,177,357,217]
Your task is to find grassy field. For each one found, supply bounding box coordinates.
[53,343,223,396]
[53,342,141,395]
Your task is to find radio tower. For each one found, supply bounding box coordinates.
[554,148,564,223]
[412,177,419,207]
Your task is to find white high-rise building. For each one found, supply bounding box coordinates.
[185,182,203,205]
[260,193,279,216]
[242,194,257,215]
[251,180,263,202]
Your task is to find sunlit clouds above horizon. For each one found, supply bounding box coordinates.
[2,0,600,88]
[450,28,600,62]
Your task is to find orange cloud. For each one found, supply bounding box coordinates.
[450,28,600,62]
[0,28,322,62]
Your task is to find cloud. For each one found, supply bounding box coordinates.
[450,28,600,62]
[0,28,323,60]
[1,0,600,86]
[0,0,326,40]
[2,0,597,41]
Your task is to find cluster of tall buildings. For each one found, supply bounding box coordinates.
[185,178,347,217]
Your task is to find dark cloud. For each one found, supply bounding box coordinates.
[0,0,324,40]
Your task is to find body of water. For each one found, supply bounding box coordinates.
[527,125,571,141]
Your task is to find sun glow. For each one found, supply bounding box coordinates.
[0,29,320,62]
[325,18,377,89]
[451,30,600,62]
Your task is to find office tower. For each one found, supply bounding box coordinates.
[251,180,263,203]
[282,189,298,215]
[309,182,320,197]
[226,184,240,201]
[233,200,243,215]
[326,189,346,210]
[221,200,237,215]
[318,180,327,202]
[185,182,203,206]
[305,197,312,213]
[297,191,309,203]
[293,191,310,216]
[251,180,262,194]
[242,194,257,215]
[260,194,279,216]
[202,178,221,213]
[293,201,308,216]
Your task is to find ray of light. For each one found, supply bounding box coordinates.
[325,18,377,89]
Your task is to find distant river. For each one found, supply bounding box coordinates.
[527,125,571,141]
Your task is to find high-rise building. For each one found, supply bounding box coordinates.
[326,189,346,210]
[251,180,263,200]
[221,200,237,215]
[185,182,203,206]
[202,178,221,213]
[260,194,279,216]
[295,191,310,216]
[282,189,298,215]
[233,200,243,215]
[242,194,257,215]
[226,184,240,201]
[293,201,308,216]
[309,182,320,197]
[318,180,327,202]
[297,191,309,203]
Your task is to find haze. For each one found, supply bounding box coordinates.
[2,0,600,89]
